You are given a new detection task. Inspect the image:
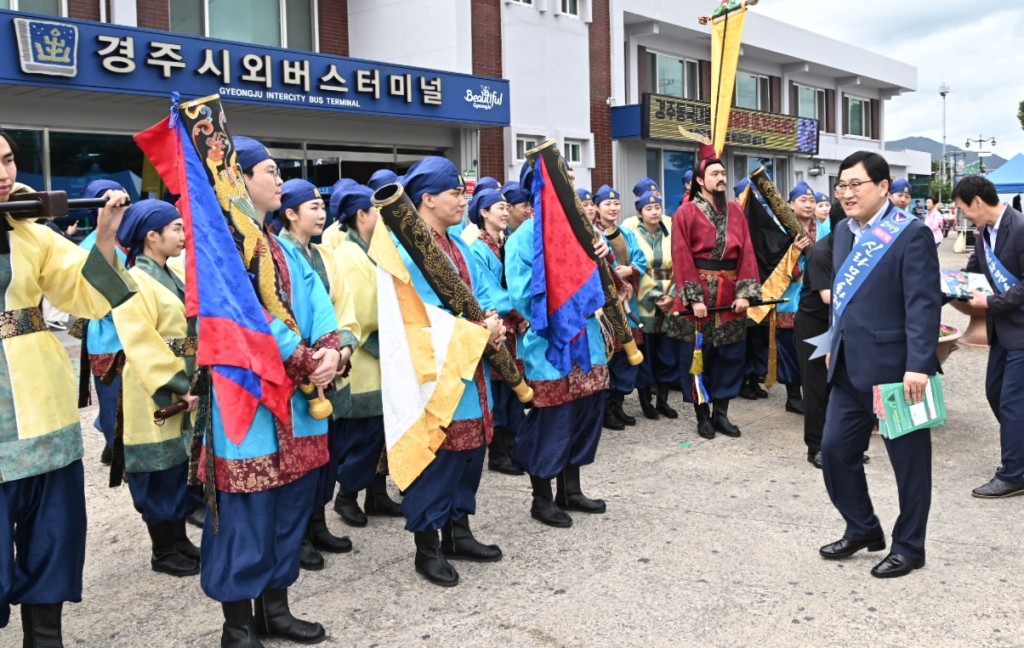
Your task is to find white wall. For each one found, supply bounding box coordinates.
[347,0,473,74]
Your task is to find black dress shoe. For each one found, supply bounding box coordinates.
[818,536,886,560]
[972,477,1024,498]
[530,497,573,528]
[871,553,925,578]
[807,451,823,469]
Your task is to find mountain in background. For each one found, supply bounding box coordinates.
[886,136,1006,171]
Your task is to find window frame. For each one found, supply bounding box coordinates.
[795,84,826,123]
[646,51,699,100]
[516,135,542,161]
[6,0,68,16]
[170,0,319,51]
[735,71,770,112]
[560,0,579,16]
[563,140,583,166]
[846,95,873,138]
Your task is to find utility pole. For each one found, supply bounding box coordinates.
[939,83,949,202]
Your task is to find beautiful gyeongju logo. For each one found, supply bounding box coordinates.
[464,85,503,111]
[14,17,79,77]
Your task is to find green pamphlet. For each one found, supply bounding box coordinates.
[872,374,946,439]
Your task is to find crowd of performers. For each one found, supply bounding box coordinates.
[2,122,950,647]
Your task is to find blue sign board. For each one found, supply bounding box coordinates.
[0,9,510,126]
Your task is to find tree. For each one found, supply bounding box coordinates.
[1019,99,1024,132]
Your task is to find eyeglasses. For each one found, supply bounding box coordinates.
[835,179,877,193]
[263,166,282,179]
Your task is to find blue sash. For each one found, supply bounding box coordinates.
[832,206,913,323]
[982,232,1022,297]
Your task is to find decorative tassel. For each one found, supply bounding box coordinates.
[690,333,711,405]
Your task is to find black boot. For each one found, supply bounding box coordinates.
[637,387,659,420]
[309,507,352,553]
[529,475,572,528]
[413,530,459,587]
[610,391,636,426]
[753,376,769,398]
[555,465,606,513]
[694,403,715,439]
[99,445,112,466]
[655,383,678,419]
[364,474,403,517]
[712,399,742,437]
[299,531,325,571]
[186,503,206,529]
[147,521,200,577]
[602,396,625,431]
[174,518,201,561]
[441,516,503,562]
[488,427,525,475]
[254,588,326,644]
[21,603,63,648]
[785,383,805,415]
[221,600,263,648]
[738,375,758,400]
[333,487,367,527]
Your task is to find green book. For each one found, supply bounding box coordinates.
[873,374,947,439]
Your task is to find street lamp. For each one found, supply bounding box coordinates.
[964,135,997,173]
[939,84,949,202]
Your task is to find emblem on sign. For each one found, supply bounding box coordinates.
[14,17,78,77]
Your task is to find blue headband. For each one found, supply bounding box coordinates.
[788,181,815,203]
[116,199,180,264]
[683,170,694,184]
[476,177,501,193]
[635,191,662,211]
[501,181,529,206]
[468,188,505,226]
[632,177,659,198]
[402,156,464,206]
[80,179,124,200]
[734,178,752,198]
[280,179,322,216]
[576,187,593,203]
[338,184,374,223]
[368,169,399,191]
[328,178,360,221]
[890,178,911,195]
[815,191,829,204]
[594,185,620,206]
[233,136,272,173]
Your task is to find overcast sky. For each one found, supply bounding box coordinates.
[756,0,1024,159]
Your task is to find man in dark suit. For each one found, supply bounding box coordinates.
[819,151,941,578]
[957,175,1024,499]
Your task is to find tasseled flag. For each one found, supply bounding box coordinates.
[690,332,710,405]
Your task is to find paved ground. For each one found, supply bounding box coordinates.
[8,237,1024,647]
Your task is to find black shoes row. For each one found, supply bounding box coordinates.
[221,588,325,647]
[818,536,925,578]
[694,400,741,439]
[147,519,201,578]
[414,516,503,587]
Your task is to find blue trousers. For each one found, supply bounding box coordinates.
[93,374,121,448]
[744,325,769,377]
[514,392,606,480]
[985,339,1024,483]
[314,419,345,508]
[776,328,801,386]
[608,350,640,394]
[0,461,86,628]
[677,338,746,403]
[402,447,485,532]
[821,355,932,560]
[638,332,681,389]
[335,416,385,495]
[200,471,317,602]
[492,380,526,433]
[127,460,199,525]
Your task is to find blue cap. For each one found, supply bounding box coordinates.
[518,160,534,194]
[467,188,506,226]
[683,170,694,185]
[576,187,593,203]
[734,178,752,198]
[594,185,620,205]
[80,179,124,200]
[815,191,829,203]
[635,191,662,212]
[890,178,912,195]
[402,156,464,206]
[368,169,399,191]
[233,136,272,173]
[501,181,529,206]
[788,181,815,203]
[280,179,322,217]
[476,177,501,193]
[337,184,374,223]
[328,178,360,221]
[632,177,660,198]
[116,199,180,264]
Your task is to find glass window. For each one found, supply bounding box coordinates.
[285,0,313,51]
[797,85,825,121]
[170,0,204,36]
[646,52,697,99]
[5,129,45,192]
[564,141,582,165]
[646,148,661,190]
[14,0,63,16]
[516,136,541,161]
[848,97,872,138]
[736,72,769,111]
[561,0,578,16]
[511,0,532,4]
[662,150,694,212]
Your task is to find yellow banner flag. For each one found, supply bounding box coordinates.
[710,7,748,157]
